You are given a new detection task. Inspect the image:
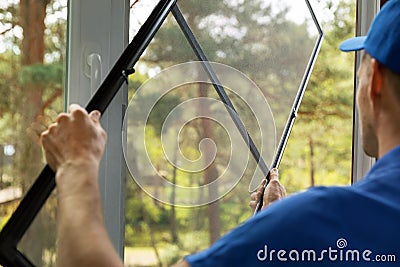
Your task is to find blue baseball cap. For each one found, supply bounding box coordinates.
[339,0,400,74]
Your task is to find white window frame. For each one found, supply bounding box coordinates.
[352,0,380,183]
[66,0,129,257]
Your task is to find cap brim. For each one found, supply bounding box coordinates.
[339,36,367,52]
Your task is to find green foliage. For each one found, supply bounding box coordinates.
[147,94,182,135]
[177,231,208,254]
[19,63,63,86]
[0,0,358,263]
[159,244,182,266]
[125,1,357,257]
[0,1,66,265]
[280,0,355,191]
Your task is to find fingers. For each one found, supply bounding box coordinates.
[249,190,262,210]
[56,104,102,126]
[263,168,286,209]
[68,103,86,114]
[269,168,279,181]
[249,179,266,209]
[54,104,86,125]
[56,113,69,124]
[28,115,51,141]
[40,104,104,170]
[249,168,286,211]
[89,110,102,123]
[69,104,102,125]
[40,122,61,171]
[40,122,58,143]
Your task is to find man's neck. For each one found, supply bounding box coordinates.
[377,117,400,158]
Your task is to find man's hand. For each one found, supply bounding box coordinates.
[249,168,286,211]
[41,104,107,172]
[41,105,125,267]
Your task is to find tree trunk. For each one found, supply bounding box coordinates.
[139,190,162,267]
[20,0,47,66]
[309,136,315,187]
[198,83,221,245]
[17,0,49,265]
[170,148,178,243]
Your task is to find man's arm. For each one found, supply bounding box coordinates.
[41,104,286,267]
[41,104,123,267]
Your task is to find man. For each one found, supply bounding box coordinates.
[41,0,400,266]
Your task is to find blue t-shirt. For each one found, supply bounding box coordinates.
[186,146,400,266]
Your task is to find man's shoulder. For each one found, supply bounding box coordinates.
[263,182,397,222]
[265,185,355,215]
[253,182,400,244]
[186,183,400,267]
[248,186,353,237]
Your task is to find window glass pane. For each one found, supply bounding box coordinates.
[0,0,356,266]
[0,0,67,266]
[125,0,354,266]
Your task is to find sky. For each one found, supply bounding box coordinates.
[128,0,327,39]
[0,0,343,56]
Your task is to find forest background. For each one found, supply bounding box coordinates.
[0,0,355,266]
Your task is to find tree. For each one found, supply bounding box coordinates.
[126,0,356,263]
[130,0,323,248]
[0,0,66,265]
[280,0,355,191]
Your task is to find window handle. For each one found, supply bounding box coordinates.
[87,53,102,95]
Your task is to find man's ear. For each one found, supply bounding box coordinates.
[369,59,384,102]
